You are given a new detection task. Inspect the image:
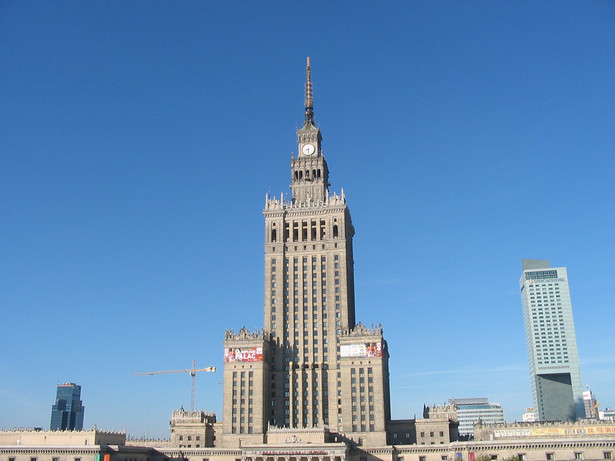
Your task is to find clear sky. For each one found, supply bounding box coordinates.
[1,1,614,439]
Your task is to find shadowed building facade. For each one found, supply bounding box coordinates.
[520,259,585,422]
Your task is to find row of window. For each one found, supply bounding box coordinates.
[398,452,612,461]
[270,219,340,243]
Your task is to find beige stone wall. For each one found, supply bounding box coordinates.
[3,434,614,461]
[0,430,125,447]
[222,328,270,444]
[415,419,451,445]
[169,408,216,447]
[338,325,390,441]
[474,420,615,441]
[0,447,102,461]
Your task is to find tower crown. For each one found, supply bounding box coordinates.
[293,58,328,203]
[304,57,314,127]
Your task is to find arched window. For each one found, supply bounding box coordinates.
[271,229,277,242]
[333,225,339,238]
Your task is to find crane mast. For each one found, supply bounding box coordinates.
[134,360,216,411]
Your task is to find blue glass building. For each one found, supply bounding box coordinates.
[50,383,84,431]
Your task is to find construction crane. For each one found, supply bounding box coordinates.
[134,360,216,411]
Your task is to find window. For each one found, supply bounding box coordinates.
[574,453,584,460]
[546,454,554,461]
[419,457,426,461]
[604,452,613,460]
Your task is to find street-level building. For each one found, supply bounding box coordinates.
[0,429,165,461]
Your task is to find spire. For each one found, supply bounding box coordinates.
[304,57,314,126]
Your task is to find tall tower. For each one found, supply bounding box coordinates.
[50,383,84,431]
[261,58,390,443]
[519,259,585,421]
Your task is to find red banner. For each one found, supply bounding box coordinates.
[225,347,263,363]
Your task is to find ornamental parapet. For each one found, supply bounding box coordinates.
[264,190,346,211]
[125,438,172,447]
[473,420,615,441]
[340,323,383,338]
[171,407,216,424]
[224,327,265,341]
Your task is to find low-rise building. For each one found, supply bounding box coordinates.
[169,407,216,448]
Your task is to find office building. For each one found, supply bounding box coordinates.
[522,408,537,422]
[450,398,505,438]
[600,408,615,421]
[50,382,85,431]
[221,58,391,448]
[519,259,585,421]
[424,399,505,438]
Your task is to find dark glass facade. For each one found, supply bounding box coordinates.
[50,383,84,431]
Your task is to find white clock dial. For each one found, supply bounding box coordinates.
[302,144,315,156]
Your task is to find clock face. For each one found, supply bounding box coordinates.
[302,143,315,156]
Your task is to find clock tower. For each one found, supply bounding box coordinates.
[291,57,330,204]
[223,58,390,446]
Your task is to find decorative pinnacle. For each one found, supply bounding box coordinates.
[304,57,314,124]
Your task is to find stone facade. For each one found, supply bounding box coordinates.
[222,57,389,450]
[170,407,216,447]
[473,420,615,442]
[0,429,164,461]
[0,429,126,446]
[221,327,271,446]
[337,324,390,446]
[414,419,457,446]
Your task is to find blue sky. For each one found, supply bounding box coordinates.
[1,1,614,439]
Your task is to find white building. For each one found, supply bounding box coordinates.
[449,398,505,438]
[519,259,585,421]
[522,408,536,422]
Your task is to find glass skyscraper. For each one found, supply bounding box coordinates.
[519,259,585,421]
[50,383,84,431]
